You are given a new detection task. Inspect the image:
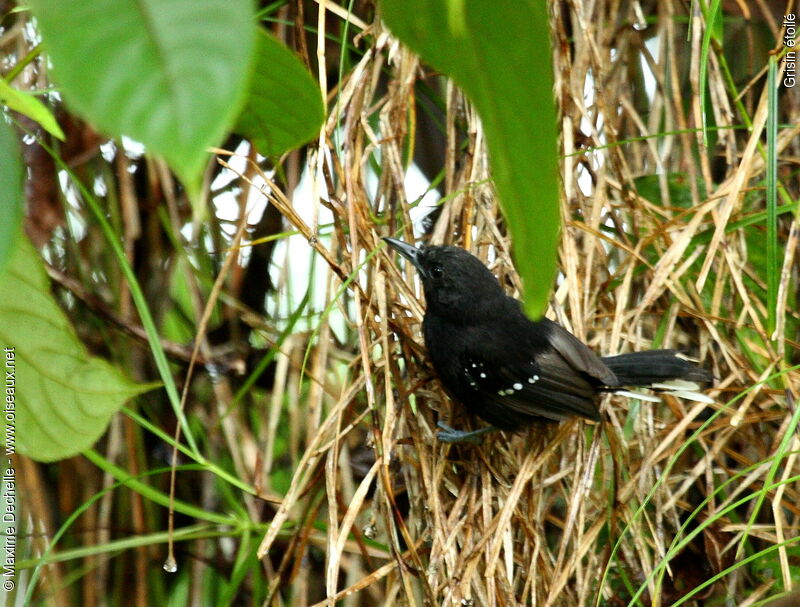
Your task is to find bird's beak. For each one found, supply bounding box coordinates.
[383,237,425,277]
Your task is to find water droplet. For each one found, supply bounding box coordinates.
[362,523,377,539]
[163,556,178,573]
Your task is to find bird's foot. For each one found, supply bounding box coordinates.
[435,422,496,444]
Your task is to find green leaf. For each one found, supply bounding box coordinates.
[0,80,65,140]
[0,115,24,278]
[765,55,778,336]
[0,236,156,462]
[25,0,257,198]
[698,0,722,145]
[235,29,325,157]
[381,1,560,317]
[633,173,707,209]
[752,545,800,591]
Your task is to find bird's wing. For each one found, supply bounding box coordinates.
[459,347,602,423]
[541,318,618,385]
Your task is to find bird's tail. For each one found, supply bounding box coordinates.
[601,350,714,404]
[601,350,712,385]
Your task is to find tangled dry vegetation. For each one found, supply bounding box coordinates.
[247,3,800,606]
[15,1,799,605]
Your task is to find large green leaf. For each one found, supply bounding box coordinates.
[235,29,325,157]
[0,236,156,462]
[26,0,256,198]
[0,116,24,278]
[381,1,560,317]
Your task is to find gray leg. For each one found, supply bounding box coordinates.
[435,421,497,444]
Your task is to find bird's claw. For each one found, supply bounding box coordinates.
[435,421,493,444]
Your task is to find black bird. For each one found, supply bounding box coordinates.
[384,238,713,442]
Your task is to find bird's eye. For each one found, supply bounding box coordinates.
[430,264,443,278]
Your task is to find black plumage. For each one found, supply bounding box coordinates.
[384,238,713,440]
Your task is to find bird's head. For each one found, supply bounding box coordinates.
[383,238,507,322]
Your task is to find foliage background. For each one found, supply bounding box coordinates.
[2,0,799,605]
